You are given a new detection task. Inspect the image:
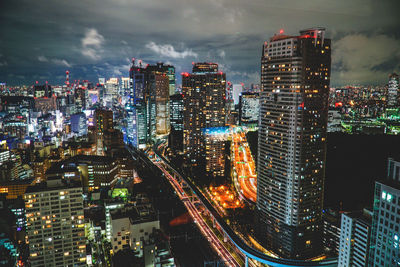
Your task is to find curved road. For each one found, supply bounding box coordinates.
[151,149,338,267]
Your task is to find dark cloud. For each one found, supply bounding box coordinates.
[0,0,399,86]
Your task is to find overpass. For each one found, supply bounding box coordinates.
[129,145,338,267]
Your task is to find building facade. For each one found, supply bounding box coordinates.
[338,210,372,267]
[182,62,226,177]
[368,158,400,266]
[387,73,399,107]
[126,60,175,148]
[24,180,85,266]
[257,28,331,259]
[239,92,260,127]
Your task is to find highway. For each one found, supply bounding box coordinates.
[147,148,337,267]
[232,129,257,202]
[153,159,242,266]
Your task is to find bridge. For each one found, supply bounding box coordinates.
[128,145,338,267]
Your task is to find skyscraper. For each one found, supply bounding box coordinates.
[170,93,184,131]
[387,73,399,107]
[126,59,147,149]
[368,157,400,266]
[257,28,331,259]
[126,60,174,148]
[169,93,184,152]
[94,108,113,155]
[182,63,226,177]
[239,92,260,127]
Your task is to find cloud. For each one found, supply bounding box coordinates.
[52,59,71,68]
[333,33,400,85]
[38,56,48,62]
[81,28,105,60]
[145,42,198,59]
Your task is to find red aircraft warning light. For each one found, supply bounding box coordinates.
[279,29,284,34]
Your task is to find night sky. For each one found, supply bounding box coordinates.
[1,0,399,86]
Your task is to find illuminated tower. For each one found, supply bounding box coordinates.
[387,73,399,107]
[182,62,226,177]
[126,59,147,148]
[257,28,331,259]
[145,62,175,138]
[94,108,113,155]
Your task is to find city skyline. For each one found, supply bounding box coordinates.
[1,0,400,86]
[1,1,400,266]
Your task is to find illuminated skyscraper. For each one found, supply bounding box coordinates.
[146,63,173,138]
[126,59,147,148]
[94,108,113,155]
[239,92,259,127]
[126,60,174,148]
[387,73,399,107]
[257,28,331,259]
[182,62,226,177]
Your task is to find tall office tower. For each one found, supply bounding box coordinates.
[127,59,147,148]
[239,92,260,127]
[169,93,184,152]
[94,108,113,155]
[182,62,226,177]
[146,63,175,138]
[368,157,400,266]
[232,84,243,105]
[146,62,176,96]
[126,60,175,148]
[170,93,184,131]
[104,77,119,107]
[120,77,130,105]
[155,74,170,136]
[338,210,372,267]
[24,179,85,266]
[257,28,331,259]
[74,86,86,112]
[387,73,399,107]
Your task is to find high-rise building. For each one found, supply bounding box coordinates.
[239,92,260,127]
[126,60,147,148]
[104,78,119,107]
[146,62,176,96]
[368,157,400,266]
[155,74,170,136]
[169,93,184,152]
[387,73,399,107]
[338,210,372,267]
[94,108,113,155]
[34,84,53,98]
[24,179,85,266]
[257,28,331,259]
[232,84,243,105]
[170,93,184,131]
[70,112,87,136]
[182,62,226,177]
[126,60,175,148]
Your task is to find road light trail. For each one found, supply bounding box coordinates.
[153,160,241,266]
